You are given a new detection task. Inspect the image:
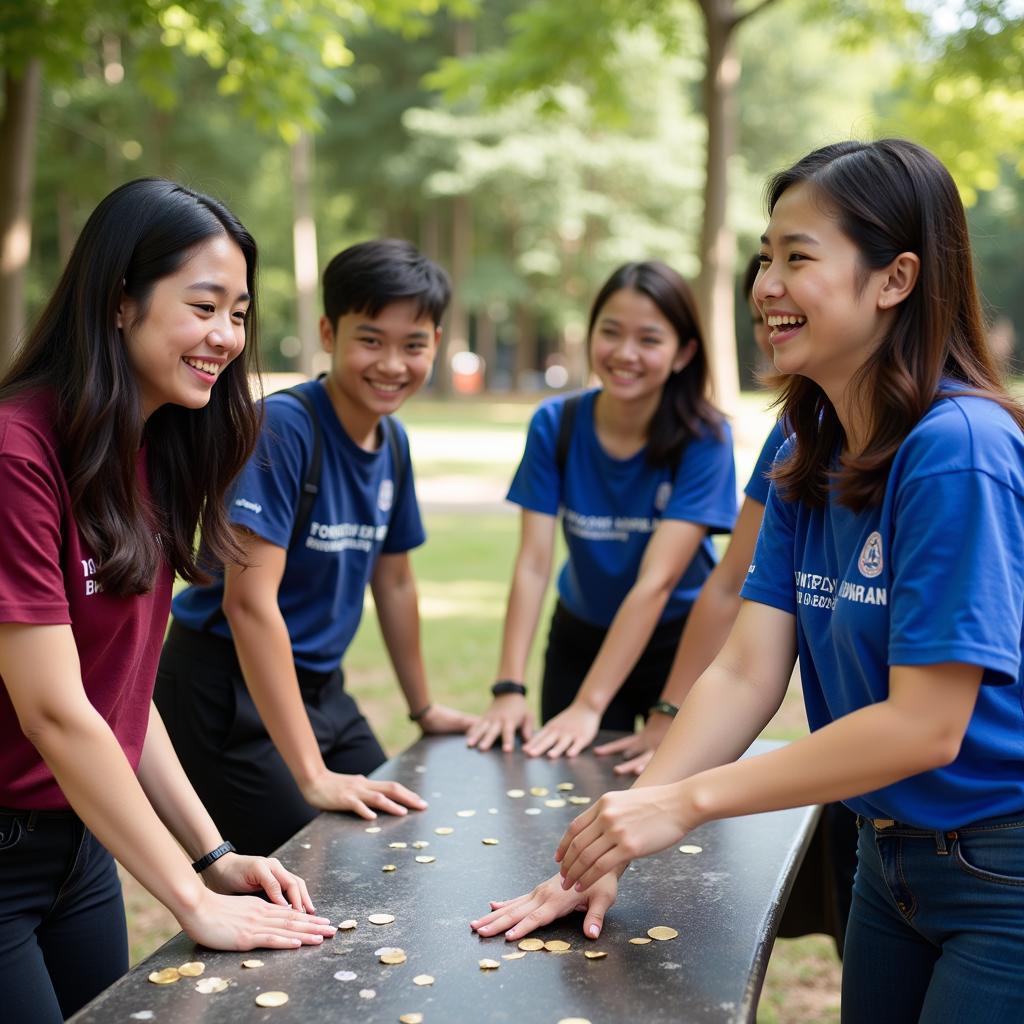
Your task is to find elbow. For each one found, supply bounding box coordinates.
[18,701,94,752]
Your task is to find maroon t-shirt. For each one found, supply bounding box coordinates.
[0,389,173,809]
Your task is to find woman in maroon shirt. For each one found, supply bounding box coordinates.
[0,179,335,1023]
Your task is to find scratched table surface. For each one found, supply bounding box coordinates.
[72,734,817,1024]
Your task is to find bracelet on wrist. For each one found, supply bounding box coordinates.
[191,841,235,873]
[409,703,432,722]
[648,700,679,719]
[491,680,527,697]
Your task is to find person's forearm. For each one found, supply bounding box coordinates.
[496,560,550,682]
[28,705,205,919]
[373,575,429,714]
[227,602,326,791]
[138,703,225,860]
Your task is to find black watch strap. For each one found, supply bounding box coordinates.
[491,680,527,697]
[648,700,679,718]
[191,841,236,873]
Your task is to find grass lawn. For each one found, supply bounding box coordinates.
[121,389,840,1022]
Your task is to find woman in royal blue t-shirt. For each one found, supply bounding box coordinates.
[466,261,736,759]
[471,140,1024,1023]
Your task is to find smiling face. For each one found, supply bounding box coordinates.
[589,288,695,408]
[755,180,909,402]
[120,233,249,420]
[320,298,439,444]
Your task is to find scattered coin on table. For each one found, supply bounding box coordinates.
[338,919,358,930]
[380,950,408,965]
[456,809,476,817]
[195,977,229,994]
[557,782,575,791]
[584,951,608,959]
[506,789,525,798]
[412,974,435,986]
[368,913,396,925]
[177,962,204,977]
[241,959,264,969]
[334,970,357,982]
[678,844,703,854]
[529,787,549,797]
[545,799,567,808]
[415,855,436,864]
[389,842,408,849]
[524,807,542,816]
[255,991,289,1007]
[382,864,397,872]
[479,959,501,970]
[434,827,454,836]
[568,796,592,805]
[412,840,430,849]
[399,1014,424,1024]
[365,826,382,834]
[359,988,377,999]
[648,926,679,941]
[481,838,499,845]
[147,968,179,985]
[518,938,545,951]
[629,937,652,945]
[544,940,571,952]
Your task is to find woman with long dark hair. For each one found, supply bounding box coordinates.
[0,179,335,1023]
[467,261,736,759]
[472,139,1024,1023]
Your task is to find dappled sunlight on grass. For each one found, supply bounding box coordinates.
[417,579,508,620]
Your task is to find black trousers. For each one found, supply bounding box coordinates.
[154,622,386,856]
[0,809,127,1023]
[540,601,686,729]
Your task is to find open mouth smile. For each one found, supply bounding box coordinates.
[765,313,807,343]
[182,356,221,380]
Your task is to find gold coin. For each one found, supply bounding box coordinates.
[456,809,476,818]
[478,958,501,970]
[529,787,549,797]
[241,959,264,968]
[415,855,436,864]
[647,925,679,941]
[148,968,180,985]
[380,952,408,965]
[678,844,703,854]
[506,789,525,798]
[359,988,377,999]
[195,977,229,994]
[382,864,397,872]
[543,939,571,951]
[177,961,205,977]
[556,782,575,791]
[549,949,572,955]
[584,950,607,959]
[399,1015,424,1024]
[544,799,567,808]
[412,974,434,986]
[557,1018,592,1024]
[434,827,454,835]
[368,913,396,925]
[366,826,382,833]
[481,838,499,845]
[255,991,289,1007]
[628,937,652,945]
[411,840,430,849]
[568,796,592,805]
[389,842,408,849]
[524,807,542,815]
[338,919,358,930]
[502,951,527,960]
[517,938,545,951]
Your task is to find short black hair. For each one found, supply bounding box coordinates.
[322,239,451,327]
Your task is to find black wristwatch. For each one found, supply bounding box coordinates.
[648,700,679,718]
[191,841,236,873]
[491,680,527,697]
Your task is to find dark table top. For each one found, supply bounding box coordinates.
[72,734,817,1024]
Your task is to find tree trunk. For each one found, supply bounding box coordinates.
[696,1,740,412]
[0,60,42,371]
[476,307,497,388]
[290,131,319,376]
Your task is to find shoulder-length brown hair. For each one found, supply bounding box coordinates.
[0,178,262,595]
[766,138,1024,509]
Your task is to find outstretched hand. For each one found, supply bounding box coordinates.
[593,713,673,775]
[521,703,601,759]
[466,694,534,753]
[202,852,315,912]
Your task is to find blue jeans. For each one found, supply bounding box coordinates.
[841,814,1024,1024]
[0,808,128,1023]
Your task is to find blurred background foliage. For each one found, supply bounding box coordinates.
[2,0,1022,396]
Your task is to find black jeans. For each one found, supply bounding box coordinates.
[154,622,386,856]
[540,601,686,729]
[0,808,127,1023]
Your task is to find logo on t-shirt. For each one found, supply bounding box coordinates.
[654,482,672,512]
[81,557,103,596]
[858,531,883,578]
[378,479,394,513]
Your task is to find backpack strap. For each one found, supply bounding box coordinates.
[383,415,406,504]
[555,394,582,480]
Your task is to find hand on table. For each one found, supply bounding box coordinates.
[555,783,693,893]
[521,703,601,759]
[466,694,534,753]
[418,702,478,735]
[301,769,427,820]
[177,888,335,951]
[202,852,315,912]
[593,713,673,775]
[470,871,618,941]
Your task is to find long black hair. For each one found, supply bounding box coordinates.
[587,260,724,467]
[0,178,263,594]
[764,139,1023,509]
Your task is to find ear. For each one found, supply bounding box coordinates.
[877,252,920,310]
[672,338,698,373]
[319,315,336,353]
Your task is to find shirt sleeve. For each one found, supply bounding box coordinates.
[662,421,737,533]
[741,451,798,615]
[0,449,71,624]
[744,420,788,505]
[506,401,561,516]
[226,397,310,550]
[888,469,1024,685]
[382,422,426,554]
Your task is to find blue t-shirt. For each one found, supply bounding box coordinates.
[744,419,789,506]
[508,389,737,627]
[173,380,425,673]
[742,394,1024,829]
